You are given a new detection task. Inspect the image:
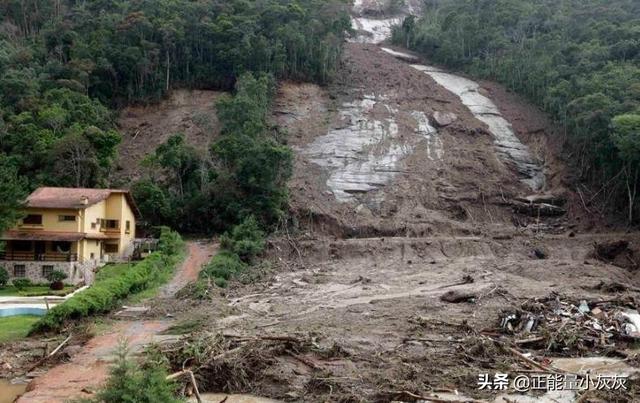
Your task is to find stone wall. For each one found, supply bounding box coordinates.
[0,260,99,285]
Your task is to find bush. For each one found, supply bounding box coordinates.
[199,250,247,287]
[219,216,265,263]
[47,270,68,289]
[158,226,184,256]
[196,217,267,291]
[176,279,212,300]
[13,278,32,291]
[0,267,8,288]
[32,228,184,333]
[88,343,181,403]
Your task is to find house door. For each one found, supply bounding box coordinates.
[35,241,46,261]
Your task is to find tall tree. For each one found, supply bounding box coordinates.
[0,155,26,233]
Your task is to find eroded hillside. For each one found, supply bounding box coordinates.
[140,1,640,402]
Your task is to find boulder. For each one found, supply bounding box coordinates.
[432,111,458,127]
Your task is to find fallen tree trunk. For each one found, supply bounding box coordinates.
[512,200,566,217]
[514,194,567,206]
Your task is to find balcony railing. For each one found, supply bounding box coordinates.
[0,252,78,262]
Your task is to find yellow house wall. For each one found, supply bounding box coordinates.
[81,239,102,263]
[119,197,136,255]
[81,202,105,235]
[15,208,81,232]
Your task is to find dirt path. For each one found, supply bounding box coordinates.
[17,241,216,403]
[160,241,217,297]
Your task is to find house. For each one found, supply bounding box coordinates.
[0,187,140,285]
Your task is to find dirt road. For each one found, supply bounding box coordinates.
[17,241,215,403]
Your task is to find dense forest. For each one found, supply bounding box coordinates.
[393,0,640,222]
[0,0,350,233]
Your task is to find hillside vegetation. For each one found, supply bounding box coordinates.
[393,0,640,222]
[0,0,350,232]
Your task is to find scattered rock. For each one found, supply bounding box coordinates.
[532,248,547,259]
[440,290,476,303]
[62,345,82,357]
[431,111,457,127]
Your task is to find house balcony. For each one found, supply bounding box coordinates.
[0,251,78,262]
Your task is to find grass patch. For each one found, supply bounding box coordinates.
[0,315,40,342]
[161,317,205,335]
[0,285,75,297]
[95,263,129,282]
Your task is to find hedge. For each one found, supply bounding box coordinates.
[31,228,184,333]
[198,216,265,289]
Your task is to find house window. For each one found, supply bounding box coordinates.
[58,215,76,222]
[13,241,32,252]
[22,214,43,225]
[104,244,119,254]
[90,253,95,260]
[105,220,119,230]
[42,265,54,278]
[125,221,131,234]
[13,265,26,278]
[91,222,97,229]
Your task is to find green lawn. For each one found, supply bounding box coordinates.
[0,316,40,342]
[0,285,75,297]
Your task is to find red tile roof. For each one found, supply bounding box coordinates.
[26,187,140,217]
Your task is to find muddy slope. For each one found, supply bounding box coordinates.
[113,89,223,184]
[279,42,574,239]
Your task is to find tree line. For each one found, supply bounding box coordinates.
[393,0,640,223]
[0,0,350,233]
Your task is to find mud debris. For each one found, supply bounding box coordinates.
[496,294,640,354]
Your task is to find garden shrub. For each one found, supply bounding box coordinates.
[200,251,247,283]
[87,343,181,403]
[12,278,32,291]
[219,216,265,263]
[0,267,8,288]
[31,228,184,333]
[198,217,266,289]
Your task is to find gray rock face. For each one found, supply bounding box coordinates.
[301,94,443,203]
[432,111,458,127]
[410,64,546,191]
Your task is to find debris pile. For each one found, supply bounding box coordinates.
[151,332,353,400]
[498,294,640,354]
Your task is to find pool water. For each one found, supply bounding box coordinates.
[0,307,47,317]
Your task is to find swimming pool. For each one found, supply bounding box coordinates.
[0,306,47,317]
